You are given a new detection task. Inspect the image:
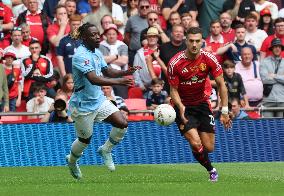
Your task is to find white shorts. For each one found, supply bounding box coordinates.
[71,100,119,139]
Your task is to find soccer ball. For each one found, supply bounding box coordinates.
[154,104,176,126]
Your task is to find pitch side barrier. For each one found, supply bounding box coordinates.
[0,119,283,167]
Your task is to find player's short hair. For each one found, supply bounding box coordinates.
[73,22,96,40]
[100,14,114,25]
[54,4,66,15]
[31,82,47,93]
[186,27,202,36]
[151,78,165,86]
[147,10,158,18]
[222,60,236,68]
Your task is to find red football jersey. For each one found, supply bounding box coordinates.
[168,49,223,106]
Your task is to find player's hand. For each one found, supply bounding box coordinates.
[124,66,142,75]
[117,77,134,86]
[220,113,232,130]
[180,105,188,125]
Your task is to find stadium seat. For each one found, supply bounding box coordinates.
[124,98,154,121]
[128,87,144,98]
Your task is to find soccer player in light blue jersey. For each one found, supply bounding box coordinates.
[65,23,138,180]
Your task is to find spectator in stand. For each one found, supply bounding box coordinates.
[124,0,139,22]
[41,91,73,123]
[146,78,168,110]
[47,4,71,68]
[77,0,91,18]
[46,70,61,99]
[223,59,250,108]
[21,40,53,100]
[99,24,129,99]
[258,8,274,36]
[140,11,170,47]
[159,24,186,93]
[133,27,163,94]
[217,24,258,63]
[16,0,51,55]
[181,13,192,34]
[0,59,9,112]
[260,17,284,61]
[118,0,127,14]
[220,12,236,43]
[3,51,22,111]
[165,11,181,38]
[3,27,31,64]
[254,0,278,20]
[148,0,167,30]
[100,14,124,42]
[82,0,111,34]
[19,23,38,47]
[235,47,263,107]
[196,0,225,39]
[56,14,82,77]
[205,19,228,64]
[42,0,59,21]
[222,0,255,28]
[26,82,54,113]
[112,1,125,34]
[0,0,14,50]
[230,98,250,119]
[260,38,284,117]
[124,0,150,66]
[65,0,77,17]
[245,13,268,52]
[57,73,74,100]
[161,0,197,22]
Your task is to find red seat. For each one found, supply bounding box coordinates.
[128,87,144,98]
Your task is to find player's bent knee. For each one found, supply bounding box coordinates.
[78,136,92,144]
[117,120,128,129]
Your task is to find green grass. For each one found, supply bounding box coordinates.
[0,162,283,196]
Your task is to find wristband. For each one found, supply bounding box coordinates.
[221,106,229,115]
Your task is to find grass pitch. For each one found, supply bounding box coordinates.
[0,162,283,196]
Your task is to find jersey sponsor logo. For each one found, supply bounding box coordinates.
[199,63,207,71]
[181,77,205,85]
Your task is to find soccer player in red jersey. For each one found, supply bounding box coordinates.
[168,27,232,182]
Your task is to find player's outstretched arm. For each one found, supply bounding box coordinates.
[215,75,232,129]
[102,66,140,78]
[86,71,133,86]
[170,86,188,125]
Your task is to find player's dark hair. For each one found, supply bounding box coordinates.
[274,17,284,26]
[235,23,245,30]
[222,59,236,68]
[186,27,202,36]
[29,39,41,46]
[72,22,95,40]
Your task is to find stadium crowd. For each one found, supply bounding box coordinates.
[1,0,284,122]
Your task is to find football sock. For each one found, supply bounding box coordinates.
[102,127,127,152]
[69,139,88,163]
[192,145,213,171]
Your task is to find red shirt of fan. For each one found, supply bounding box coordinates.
[167,49,223,106]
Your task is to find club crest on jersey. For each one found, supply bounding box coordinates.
[41,62,47,67]
[84,59,90,65]
[199,63,207,71]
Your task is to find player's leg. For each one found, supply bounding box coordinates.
[96,100,128,171]
[66,111,96,179]
[199,132,215,152]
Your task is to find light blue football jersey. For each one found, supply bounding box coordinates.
[69,45,108,113]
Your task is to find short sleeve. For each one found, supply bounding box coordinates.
[56,38,65,56]
[167,64,180,87]
[207,54,223,78]
[72,54,95,75]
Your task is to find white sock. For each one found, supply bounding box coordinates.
[102,127,127,152]
[69,139,88,163]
